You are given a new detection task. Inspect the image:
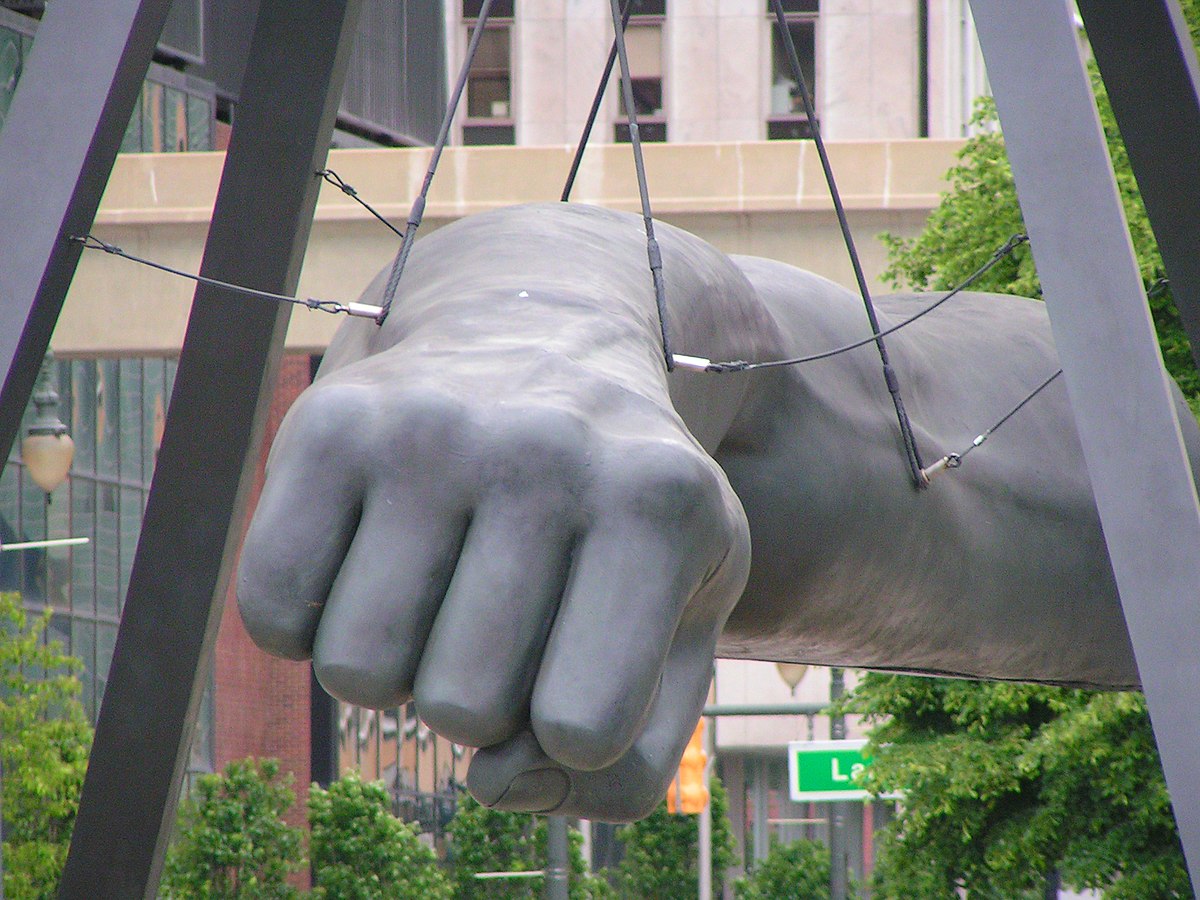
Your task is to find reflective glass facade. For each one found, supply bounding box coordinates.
[338,701,471,847]
[0,358,213,776]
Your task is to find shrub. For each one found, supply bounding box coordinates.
[161,758,305,899]
[0,592,93,900]
[733,839,831,900]
[309,771,452,899]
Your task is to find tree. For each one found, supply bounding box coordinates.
[615,777,736,899]
[308,771,453,900]
[860,10,1200,898]
[0,592,93,900]
[161,758,305,899]
[847,678,1188,899]
[883,72,1200,404]
[732,838,831,900]
[445,794,611,899]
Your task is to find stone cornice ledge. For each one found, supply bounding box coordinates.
[93,139,965,226]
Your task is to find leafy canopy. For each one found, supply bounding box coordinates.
[161,757,306,899]
[864,9,1200,897]
[445,793,611,899]
[733,838,832,900]
[308,771,453,900]
[615,776,736,899]
[0,592,93,900]
[846,678,1188,899]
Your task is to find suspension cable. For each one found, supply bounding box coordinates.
[376,0,497,326]
[561,0,634,202]
[317,169,404,239]
[671,233,1029,373]
[769,0,924,485]
[608,0,673,371]
[918,369,1064,483]
[68,234,384,318]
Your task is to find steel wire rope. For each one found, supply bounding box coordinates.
[376,0,498,325]
[768,0,925,485]
[561,0,634,203]
[67,234,384,318]
[671,233,1030,373]
[607,0,673,370]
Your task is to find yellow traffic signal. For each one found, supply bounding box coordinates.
[666,719,708,814]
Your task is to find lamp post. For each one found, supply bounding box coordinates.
[828,668,848,900]
[20,352,74,496]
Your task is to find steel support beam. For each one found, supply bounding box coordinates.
[969,1,1200,889]
[1077,0,1200,374]
[0,0,171,461]
[58,1,362,896]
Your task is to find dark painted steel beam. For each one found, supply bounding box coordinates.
[1077,0,1200,375]
[969,0,1200,889]
[59,1,363,896]
[0,0,171,463]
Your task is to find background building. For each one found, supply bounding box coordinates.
[1,0,992,888]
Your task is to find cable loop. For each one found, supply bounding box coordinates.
[69,232,383,319]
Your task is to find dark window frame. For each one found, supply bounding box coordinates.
[460,12,514,146]
[767,5,819,140]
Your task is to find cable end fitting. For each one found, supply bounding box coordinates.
[709,360,752,373]
[671,354,713,372]
[919,453,961,485]
[346,302,385,319]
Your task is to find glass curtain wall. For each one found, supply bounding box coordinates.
[338,702,471,850]
[0,359,215,779]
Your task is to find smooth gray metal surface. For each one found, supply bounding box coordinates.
[969,0,1200,889]
[1077,0,1200,372]
[238,200,1200,821]
[0,0,172,463]
[58,1,362,896]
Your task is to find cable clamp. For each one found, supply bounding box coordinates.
[708,360,752,373]
[919,452,961,485]
[70,233,122,254]
[317,169,358,197]
[671,354,713,371]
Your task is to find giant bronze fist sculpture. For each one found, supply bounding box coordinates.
[237,203,1200,820]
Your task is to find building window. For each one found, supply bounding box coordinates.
[338,702,470,850]
[614,5,666,144]
[767,0,817,140]
[461,1,514,145]
[1,356,216,783]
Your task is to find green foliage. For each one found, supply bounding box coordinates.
[844,675,1190,898]
[445,794,610,899]
[615,777,736,899]
[308,771,453,899]
[867,11,1200,897]
[161,758,305,899]
[732,838,831,900]
[0,592,93,900]
[882,88,1199,399]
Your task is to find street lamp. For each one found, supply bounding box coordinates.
[20,352,74,495]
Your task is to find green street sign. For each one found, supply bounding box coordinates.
[788,739,875,802]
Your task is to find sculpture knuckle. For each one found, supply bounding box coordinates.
[285,382,378,459]
[615,442,723,523]
[486,406,591,487]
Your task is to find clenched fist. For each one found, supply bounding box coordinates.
[237,204,753,819]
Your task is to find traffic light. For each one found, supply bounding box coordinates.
[666,718,708,814]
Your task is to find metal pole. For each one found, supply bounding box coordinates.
[0,0,172,468]
[828,668,848,900]
[544,816,570,900]
[969,1,1200,890]
[59,2,363,896]
[1076,0,1200,371]
[698,748,713,900]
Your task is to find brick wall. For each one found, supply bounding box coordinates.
[214,353,315,831]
